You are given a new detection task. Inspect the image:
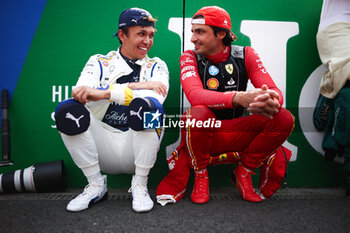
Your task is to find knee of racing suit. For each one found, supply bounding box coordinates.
[55,99,90,135]
[181,105,216,132]
[129,96,165,131]
[268,107,295,140]
[239,108,294,171]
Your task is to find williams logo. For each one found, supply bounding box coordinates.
[143,110,162,129]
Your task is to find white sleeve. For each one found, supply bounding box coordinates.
[133,60,170,105]
[75,56,101,88]
[73,55,111,108]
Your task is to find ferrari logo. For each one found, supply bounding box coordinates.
[219,153,228,161]
[225,64,233,74]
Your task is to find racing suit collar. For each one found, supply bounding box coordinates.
[117,47,149,67]
[119,50,140,69]
[205,46,230,64]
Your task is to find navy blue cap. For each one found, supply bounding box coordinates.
[118,8,155,30]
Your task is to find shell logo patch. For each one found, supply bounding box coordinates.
[207,78,219,89]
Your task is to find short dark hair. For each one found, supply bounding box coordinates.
[192,14,233,46]
[210,26,233,46]
[117,28,129,45]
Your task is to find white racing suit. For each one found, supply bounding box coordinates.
[61,48,169,178]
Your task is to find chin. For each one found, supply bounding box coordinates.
[137,52,148,59]
[195,49,205,55]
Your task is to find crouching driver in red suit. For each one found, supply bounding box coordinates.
[156,6,295,205]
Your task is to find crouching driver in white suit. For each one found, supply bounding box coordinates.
[55,8,169,213]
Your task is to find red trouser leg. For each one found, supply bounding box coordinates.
[182,106,294,171]
[211,107,294,170]
[181,105,215,170]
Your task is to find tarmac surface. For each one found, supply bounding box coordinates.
[0,188,349,233]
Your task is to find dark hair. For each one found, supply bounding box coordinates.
[117,28,129,45]
[192,14,233,46]
[210,26,233,46]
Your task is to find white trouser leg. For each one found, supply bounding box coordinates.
[61,129,100,177]
[62,114,136,175]
[133,129,162,177]
[61,115,163,178]
[94,126,135,175]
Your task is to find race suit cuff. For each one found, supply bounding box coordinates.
[156,195,176,206]
[108,83,132,105]
[228,91,237,108]
[124,87,133,106]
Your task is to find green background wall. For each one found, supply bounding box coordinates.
[1,0,346,189]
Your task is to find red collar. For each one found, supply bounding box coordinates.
[205,46,230,64]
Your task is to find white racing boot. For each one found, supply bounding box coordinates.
[128,175,154,213]
[67,175,108,212]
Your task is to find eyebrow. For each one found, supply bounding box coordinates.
[192,28,205,32]
[139,28,155,33]
[138,29,156,36]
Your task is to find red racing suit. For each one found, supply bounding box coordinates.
[156,46,294,205]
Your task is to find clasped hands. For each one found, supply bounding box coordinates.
[232,84,280,119]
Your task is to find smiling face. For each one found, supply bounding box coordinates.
[191,24,225,57]
[118,25,155,60]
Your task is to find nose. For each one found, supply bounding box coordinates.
[143,36,151,45]
[191,33,197,43]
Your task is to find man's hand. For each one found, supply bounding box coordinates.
[232,84,280,119]
[72,86,110,104]
[128,81,167,97]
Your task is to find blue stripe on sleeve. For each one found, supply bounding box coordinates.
[150,62,158,77]
[98,60,103,80]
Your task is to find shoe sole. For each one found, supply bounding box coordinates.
[132,203,154,213]
[191,195,209,204]
[67,191,109,212]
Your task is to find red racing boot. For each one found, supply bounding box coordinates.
[230,163,262,202]
[191,169,209,204]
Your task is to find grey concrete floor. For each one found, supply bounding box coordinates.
[0,188,349,233]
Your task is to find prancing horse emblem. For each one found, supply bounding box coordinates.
[225,64,234,74]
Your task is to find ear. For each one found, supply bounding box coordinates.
[117,29,126,43]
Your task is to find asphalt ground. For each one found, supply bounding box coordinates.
[0,188,349,233]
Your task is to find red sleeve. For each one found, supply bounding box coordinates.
[180,50,235,109]
[245,46,284,106]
